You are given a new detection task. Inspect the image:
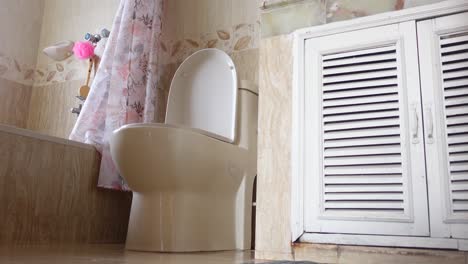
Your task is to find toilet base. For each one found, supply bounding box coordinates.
[125,180,253,252]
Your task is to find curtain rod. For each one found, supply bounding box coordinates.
[259,0,306,10]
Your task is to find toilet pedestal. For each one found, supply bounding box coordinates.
[125,177,253,252]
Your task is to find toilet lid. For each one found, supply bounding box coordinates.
[166,49,238,143]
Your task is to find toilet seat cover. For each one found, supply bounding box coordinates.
[165,49,238,143]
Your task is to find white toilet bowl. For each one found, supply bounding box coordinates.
[109,49,258,252]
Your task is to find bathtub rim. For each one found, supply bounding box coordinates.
[0,124,95,150]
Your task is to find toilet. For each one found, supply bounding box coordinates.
[109,49,258,252]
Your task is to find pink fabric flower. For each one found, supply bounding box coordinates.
[73,41,95,59]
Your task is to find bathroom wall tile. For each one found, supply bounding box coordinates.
[231,48,260,86]
[0,77,32,128]
[32,23,260,86]
[163,0,260,44]
[232,0,262,27]
[160,0,261,65]
[160,23,261,65]
[29,0,261,87]
[26,80,82,138]
[33,57,90,86]
[0,0,110,88]
[0,0,42,86]
[154,63,179,123]
[256,35,294,257]
[163,0,233,41]
[404,0,447,8]
[32,0,119,86]
[0,128,131,244]
[261,0,326,37]
[326,0,401,23]
[0,0,44,66]
[0,53,37,86]
[260,0,449,37]
[36,0,119,67]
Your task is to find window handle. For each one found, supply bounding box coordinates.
[412,104,419,144]
[425,105,434,144]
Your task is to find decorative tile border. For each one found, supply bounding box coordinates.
[34,58,89,86]
[0,53,37,86]
[159,21,261,64]
[0,52,89,86]
[0,21,260,87]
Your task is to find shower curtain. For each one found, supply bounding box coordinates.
[70,0,164,190]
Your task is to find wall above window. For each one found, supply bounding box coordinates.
[260,0,448,37]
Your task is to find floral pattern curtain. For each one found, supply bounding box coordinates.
[70,0,164,190]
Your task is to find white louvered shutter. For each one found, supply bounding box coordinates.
[304,22,429,236]
[418,13,468,239]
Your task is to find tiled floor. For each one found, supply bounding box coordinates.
[0,245,269,264]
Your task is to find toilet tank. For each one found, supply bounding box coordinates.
[165,49,238,143]
[236,81,258,152]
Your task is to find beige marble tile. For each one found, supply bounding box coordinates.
[0,0,42,85]
[154,63,179,123]
[260,0,448,37]
[26,80,82,139]
[0,54,37,86]
[0,129,131,245]
[0,244,465,264]
[255,250,294,261]
[337,245,466,264]
[0,245,262,264]
[255,35,294,258]
[163,0,259,42]
[0,0,44,66]
[294,244,339,264]
[0,77,32,128]
[292,243,468,264]
[404,0,447,8]
[231,48,260,86]
[261,0,326,37]
[326,0,401,23]
[160,0,260,65]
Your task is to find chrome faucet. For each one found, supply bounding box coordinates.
[71,96,85,116]
[71,104,82,116]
